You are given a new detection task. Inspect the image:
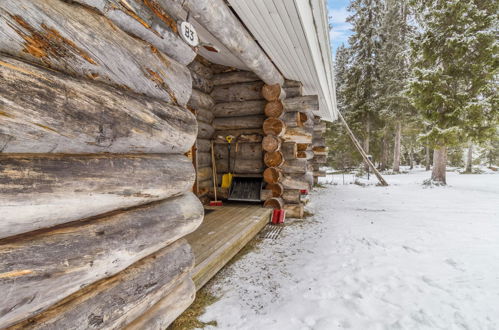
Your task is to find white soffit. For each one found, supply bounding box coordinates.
[228,0,338,121]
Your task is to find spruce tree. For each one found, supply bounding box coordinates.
[409,0,498,184]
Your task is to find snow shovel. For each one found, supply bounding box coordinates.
[221,135,234,188]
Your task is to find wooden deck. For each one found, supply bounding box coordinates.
[185,203,272,289]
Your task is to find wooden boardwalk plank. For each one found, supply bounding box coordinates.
[185,204,271,289]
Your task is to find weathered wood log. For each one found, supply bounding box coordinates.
[314,170,327,177]
[212,115,265,130]
[188,59,213,80]
[284,203,304,219]
[282,159,308,174]
[297,150,314,160]
[216,159,264,174]
[313,146,329,154]
[191,70,214,94]
[297,144,309,152]
[283,95,319,112]
[264,100,285,118]
[0,0,191,105]
[264,197,284,210]
[213,100,265,117]
[197,152,212,168]
[314,122,327,133]
[313,155,328,164]
[314,115,322,125]
[212,71,260,85]
[197,166,212,182]
[215,143,262,160]
[313,137,326,147]
[214,130,264,142]
[188,89,215,110]
[72,0,196,66]
[198,122,215,139]
[162,0,283,85]
[280,112,301,128]
[263,118,286,137]
[262,135,281,153]
[262,84,284,101]
[211,81,265,102]
[281,173,313,190]
[284,86,303,98]
[260,189,273,201]
[284,80,302,88]
[196,107,214,124]
[264,151,284,167]
[281,142,298,159]
[266,183,284,197]
[196,139,212,153]
[0,55,197,154]
[9,240,193,330]
[0,193,203,327]
[283,127,313,144]
[125,278,195,330]
[282,190,300,204]
[0,154,195,239]
[263,167,283,184]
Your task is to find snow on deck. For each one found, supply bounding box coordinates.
[199,169,499,329]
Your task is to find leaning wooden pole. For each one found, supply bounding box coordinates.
[337,112,389,186]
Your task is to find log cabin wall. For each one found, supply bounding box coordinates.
[187,57,216,204]
[210,70,266,197]
[0,0,205,328]
[312,116,328,184]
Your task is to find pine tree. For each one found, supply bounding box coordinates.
[409,0,499,184]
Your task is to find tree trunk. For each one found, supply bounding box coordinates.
[0,154,195,239]
[211,81,264,102]
[431,146,447,184]
[393,121,402,172]
[409,147,414,170]
[0,193,203,327]
[0,55,197,154]
[214,100,265,117]
[380,133,389,171]
[9,240,194,330]
[0,0,191,105]
[425,144,431,171]
[363,118,371,171]
[465,142,473,173]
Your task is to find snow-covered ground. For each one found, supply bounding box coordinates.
[199,169,499,330]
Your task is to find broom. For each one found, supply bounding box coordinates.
[209,141,222,206]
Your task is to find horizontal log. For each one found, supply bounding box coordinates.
[263,167,282,184]
[196,107,214,124]
[262,84,283,101]
[0,55,196,154]
[282,190,300,204]
[284,86,302,98]
[266,183,284,197]
[313,146,329,154]
[72,0,196,66]
[0,0,191,105]
[212,71,260,85]
[197,151,212,168]
[264,197,284,210]
[264,100,284,118]
[313,155,328,164]
[188,59,213,80]
[213,100,265,117]
[284,203,304,219]
[282,159,308,174]
[197,166,212,182]
[260,189,272,201]
[284,80,303,88]
[264,151,284,167]
[314,122,327,133]
[211,81,264,102]
[188,89,215,110]
[214,130,264,142]
[191,70,214,94]
[281,172,313,190]
[263,118,286,137]
[9,240,193,330]
[314,170,327,177]
[283,127,313,144]
[262,135,281,153]
[197,139,212,153]
[313,137,326,147]
[212,115,265,130]
[215,143,262,160]
[198,122,215,139]
[297,150,314,160]
[125,278,195,330]
[281,142,297,160]
[216,159,264,174]
[0,154,195,239]
[0,193,203,327]
[283,95,319,113]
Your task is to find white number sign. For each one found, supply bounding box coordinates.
[180,21,199,47]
